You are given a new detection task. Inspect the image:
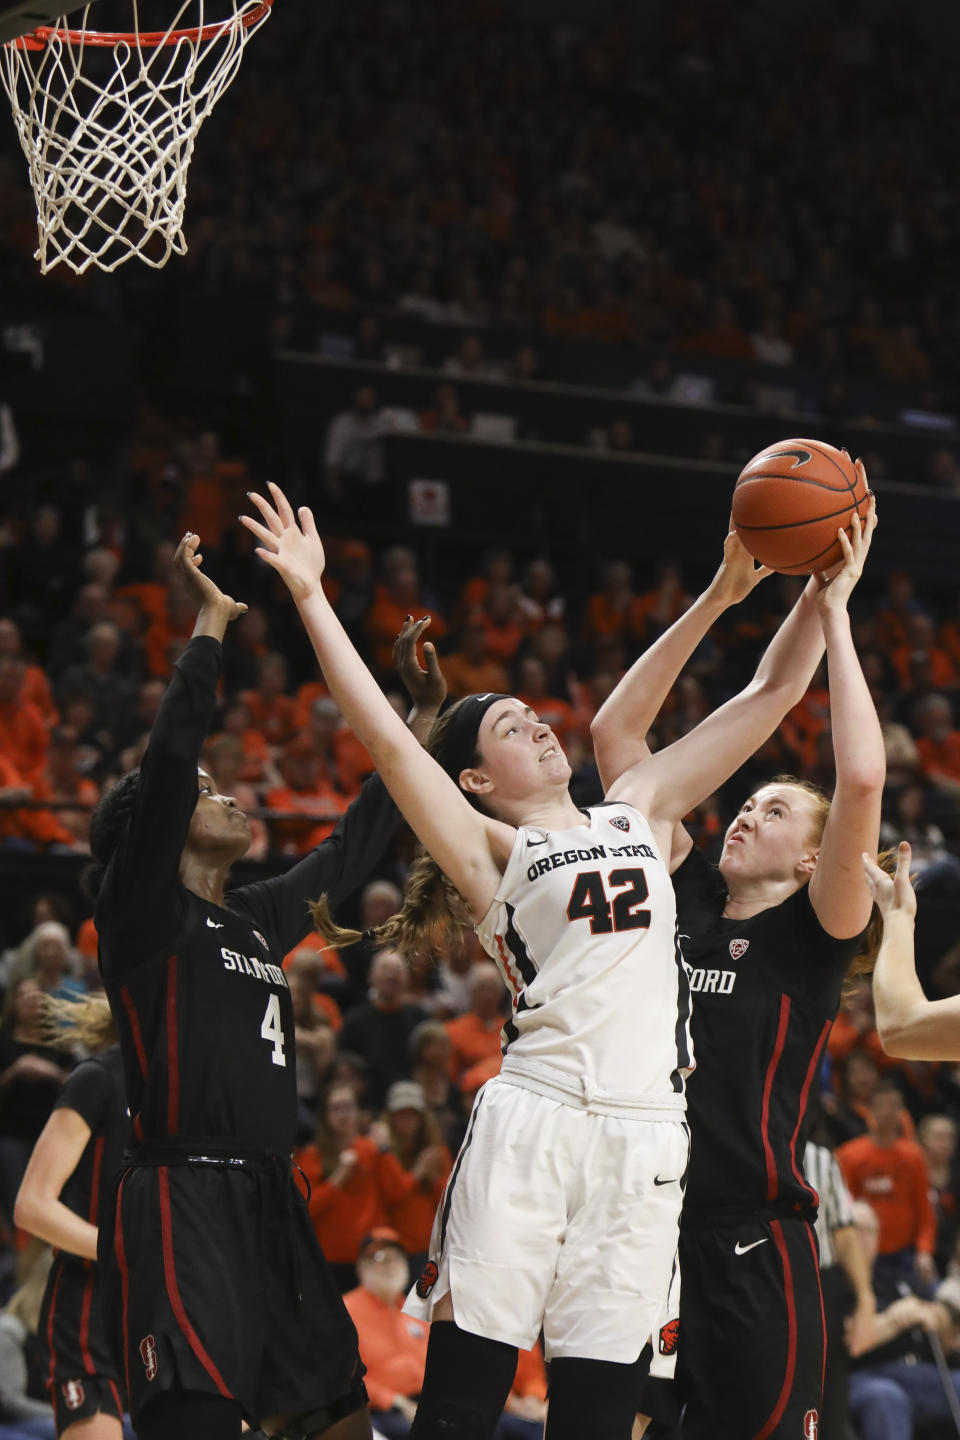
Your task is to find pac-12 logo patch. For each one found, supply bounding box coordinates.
[61,1379,85,1410]
[415,1261,439,1299]
[729,938,749,960]
[610,815,630,833]
[658,1319,679,1356]
[140,1334,158,1381]
[253,930,269,951]
[803,1410,818,1440]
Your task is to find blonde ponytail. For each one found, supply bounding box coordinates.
[39,992,116,1053]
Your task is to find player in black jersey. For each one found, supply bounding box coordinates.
[85,535,444,1440]
[15,993,128,1440]
[594,496,885,1439]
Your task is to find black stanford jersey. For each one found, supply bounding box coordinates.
[54,1046,128,1235]
[98,637,398,1154]
[675,845,862,1220]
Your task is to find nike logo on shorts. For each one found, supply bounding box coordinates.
[653,1175,676,1186]
[734,1238,768,1256]
[206,917,225,928]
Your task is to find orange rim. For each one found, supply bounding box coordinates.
[10,0,272,49]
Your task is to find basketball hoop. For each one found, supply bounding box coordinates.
[0,0,273,274]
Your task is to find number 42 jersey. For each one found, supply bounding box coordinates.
[477,801,693,1116]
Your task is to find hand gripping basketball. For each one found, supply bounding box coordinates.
[732,438,872,574]
[812,485,877,611]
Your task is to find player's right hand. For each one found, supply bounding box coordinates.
[175,532,247,623]
[241,482,327,604]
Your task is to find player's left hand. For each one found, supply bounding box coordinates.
[175,532,247,622]
[708,526,773,607]
[241,482,326,604]
[862,842,917,923]
[394,615,447,715]
[814,476,877,611]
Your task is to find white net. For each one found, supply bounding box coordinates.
[0,0,272,274]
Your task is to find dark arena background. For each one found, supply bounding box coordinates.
[2,1,960,1434]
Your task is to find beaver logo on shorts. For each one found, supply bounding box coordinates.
[62,1380,85,1410]
[729,938,749,960]
[803,1411,819,1440]
[610,815,630,833]
[658,1319,679,1356]
[416,1261,439,1299]
[140,1334,158,1381]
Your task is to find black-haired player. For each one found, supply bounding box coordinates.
[88,534,443,1440]
[16,993,127,1440]
[594,497,884,1439]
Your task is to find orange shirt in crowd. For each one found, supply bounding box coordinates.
[292,680,332,727]
[343,1287,430,1412]
[0,753,74,849]
[283,931,347,980]
[296,1137,385,1266]
[444,1013,504,1085]
[377,1148,452,1256]
[827,1015,895,1073]
[241,690,300,747]
[481,615,525,664]
[516,692,575,747]
[917,733,960,785]
[265,784,347,853]
[367,590,448,674]
[21,664,57,727]
[0,698,49,784]
[76,917,98,962]
[890,645,957,692]
[117,579,170,629]
[442,654,510,700]
[583,593,647,644]
[32,773,99,846]
[513,1343,548,1403]
[836,1134,936,1256]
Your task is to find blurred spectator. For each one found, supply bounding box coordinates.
[222,604,271,695]
[286,953,337,1116]
[891,616,957,693]
[377,1080,451,1264]
[366,549,447,676]
[912,695,960,798]
[751,308,794,367]
[459,550,515,618]
[880,785,960,893]
[241,651,299,748]
[219,699,275,787]
[918,1115,960,1279]
[0,621,55,727]
[419,384,468,435]
[296,1081,384,1293]
[444,962,507,1090]
[516,560,564,633]
[442,616,509,699]
[848,1199,960,1440]
[265,736,347,853]
[343,1227,427,1437]
[31,728,98,850]
[583,561,644,647]
[606,419,636,453]
[0,659,50,786]
[479,584,525,666]
[837,1079,938,1293]
[408,1021,466,1152]
[443,335,497,381]
[876,573,928,652]
[339,949,428,1109]
[55,623,135,755]
[323,386,385,499]
[0,1242,56,1434]
[0,978,70,1223]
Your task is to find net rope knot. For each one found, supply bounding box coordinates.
[1,0,272,274]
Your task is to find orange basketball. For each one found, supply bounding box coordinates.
[731,438,870,575]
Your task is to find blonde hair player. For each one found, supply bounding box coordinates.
[242,485,859,1440]
[592,492,884,1440]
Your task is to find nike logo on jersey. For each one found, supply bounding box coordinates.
[526,831,548,848]
[653,1175,676,1186]
[734,1239,768,1256]
[206,917,224,928]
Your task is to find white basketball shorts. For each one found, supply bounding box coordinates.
[403,1075,688,1362]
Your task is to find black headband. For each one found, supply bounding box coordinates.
[434,693,511,785]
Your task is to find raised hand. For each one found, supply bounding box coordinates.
[815,474,877,611]
[240,482,326,604]
[862,842,917,923]
[708,525,773,608]
[174,532,247,623]
[394,615,447,715]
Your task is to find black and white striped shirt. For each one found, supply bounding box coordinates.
[803,1141,856,1269]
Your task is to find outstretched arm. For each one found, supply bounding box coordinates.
[806,506,885,938]
[240,486,508,919]
[591,532,776,790]
[867,844,960,1059]
[611,496,878,844]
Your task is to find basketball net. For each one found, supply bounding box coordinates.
[1,0,272,274]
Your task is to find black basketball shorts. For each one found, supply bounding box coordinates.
[40,1253,125,1437]
[99,1153,367,1425]
[676,1216,824,1440]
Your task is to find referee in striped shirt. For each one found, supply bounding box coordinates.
[804,1140,877,1438]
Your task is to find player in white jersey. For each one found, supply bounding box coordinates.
[241,485,829,1440]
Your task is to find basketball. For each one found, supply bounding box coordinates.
[731,437,870,575]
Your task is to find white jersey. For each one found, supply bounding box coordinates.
[476,800,693,1117]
